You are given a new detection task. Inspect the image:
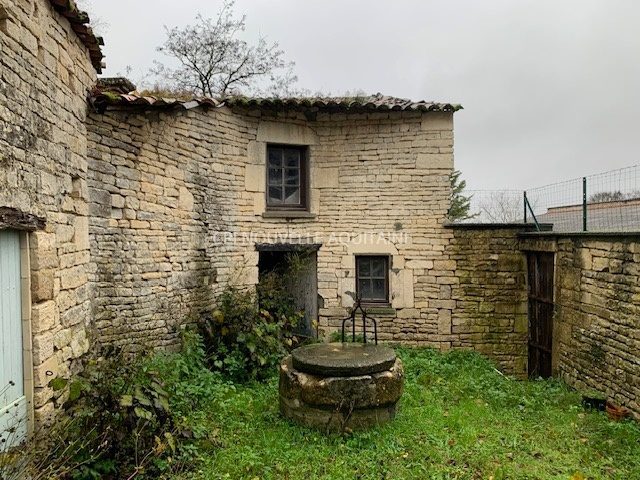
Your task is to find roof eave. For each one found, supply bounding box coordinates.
[48,0,104,73]
[91,94,462,114]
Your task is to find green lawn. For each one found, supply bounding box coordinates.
[177,348,640,480]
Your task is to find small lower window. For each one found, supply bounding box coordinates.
[356,256,389,303]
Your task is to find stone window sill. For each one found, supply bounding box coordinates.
[262,210,317,219]
[361,305,396,315]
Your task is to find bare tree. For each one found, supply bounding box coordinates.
[152,1,297,97]
[589,191,625,203]
[475,191,522,223]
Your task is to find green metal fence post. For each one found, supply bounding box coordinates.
[524,194,541,231]
[582,177,587,231]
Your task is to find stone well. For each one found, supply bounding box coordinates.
[279,343,404,431]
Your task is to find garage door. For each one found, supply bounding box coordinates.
[0,230,26,449]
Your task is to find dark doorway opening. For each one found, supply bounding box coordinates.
[526,251,555,379]
[257,245,319,338]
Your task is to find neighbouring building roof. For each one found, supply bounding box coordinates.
[48,0,104,72]
[536,198,640,232]
[91,78,463,114]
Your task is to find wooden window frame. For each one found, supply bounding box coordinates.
[265,144,309,211]
[355,255,390,305]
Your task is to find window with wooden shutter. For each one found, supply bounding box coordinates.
[266,145,307,210]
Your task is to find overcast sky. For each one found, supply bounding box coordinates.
[86,0,640,191]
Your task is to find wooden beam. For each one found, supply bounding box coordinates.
[0,207,46,231]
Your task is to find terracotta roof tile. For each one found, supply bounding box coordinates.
[91,87,462,114]
[225,95,462,112]
[48,0,104,73]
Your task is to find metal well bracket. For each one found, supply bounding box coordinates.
[341,297,378,345]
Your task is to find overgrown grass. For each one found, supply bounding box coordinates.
[169,347,639,480]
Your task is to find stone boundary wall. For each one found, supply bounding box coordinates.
[86,106,457,349]
[0,0,97,421]
[447,225,533,377]
[447,225,640,409]
[521,233,640,418]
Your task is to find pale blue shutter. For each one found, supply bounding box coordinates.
[0,230,26,449]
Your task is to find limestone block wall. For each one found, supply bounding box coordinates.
[0,0,97,420]
[86,109,233,348]
[86,106,456,348]
[522,234,640,418]
[84,98,640,412]
[447,225,531,377]
[242,110,456,344]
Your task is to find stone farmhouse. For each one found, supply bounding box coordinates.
[1,0,638,434]
[86,84,461,349]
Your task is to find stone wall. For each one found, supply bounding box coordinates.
[76,93,640,419]
[86,102,545,380]
[447,225,531,377]
[86,109,228,348]
[521,233,640,418]
[419,223,640,406]
[86,105,456,349]
[0,0,97,420]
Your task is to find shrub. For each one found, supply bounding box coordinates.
[50,346,178,479]
[141,331,237,472]
[0,353,175,479]
[0,409,113,480]
[1,332,225,480]
[200,272,304,382]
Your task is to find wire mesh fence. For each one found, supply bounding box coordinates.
[457,165,640,232]
[524,177,584,231]
[526,165,640,232]
[581,165,640,232]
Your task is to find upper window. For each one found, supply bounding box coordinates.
[267,145,307,209]
[356,256,389,304]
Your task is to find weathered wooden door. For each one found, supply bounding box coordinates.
[0,230,26,449]
[526,251,554,378]
[287,251,317,337]
[258,248,318,338]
